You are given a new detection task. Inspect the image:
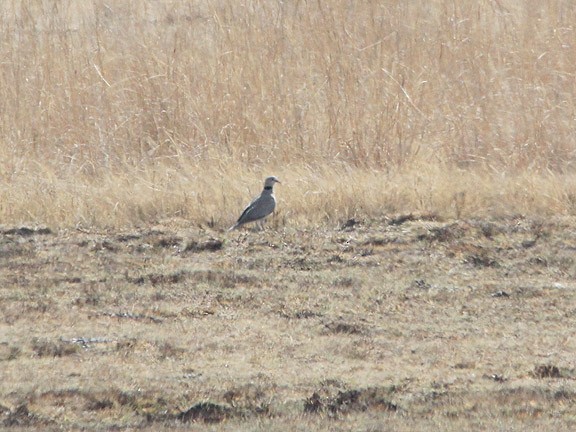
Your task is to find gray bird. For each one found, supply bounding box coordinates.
[229,176,280,231]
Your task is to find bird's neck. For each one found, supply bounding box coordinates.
[264,186,273,191]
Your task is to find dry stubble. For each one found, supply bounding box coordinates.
[2,1,576,430]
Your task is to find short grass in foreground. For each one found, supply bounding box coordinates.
[1,215,576,430]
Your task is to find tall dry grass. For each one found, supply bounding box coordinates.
[1,0,576,228]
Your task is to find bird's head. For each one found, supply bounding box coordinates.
[264,176,281,188]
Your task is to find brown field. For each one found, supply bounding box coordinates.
[2,217,576,431]
[2,1,576,430]
[1,0,576,227]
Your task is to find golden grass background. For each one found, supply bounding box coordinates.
[1,0,576,228]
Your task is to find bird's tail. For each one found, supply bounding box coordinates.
[228,223,240,231]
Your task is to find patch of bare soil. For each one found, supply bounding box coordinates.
[2,216,576,430]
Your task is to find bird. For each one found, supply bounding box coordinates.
[229,176,280,231]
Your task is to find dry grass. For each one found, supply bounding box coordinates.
[2,2,576,430]
[1,217,576,430]
[0,1,576,228]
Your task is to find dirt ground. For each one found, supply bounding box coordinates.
[1,215,576,431]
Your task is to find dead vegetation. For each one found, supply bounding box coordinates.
[2,1,576,430]
[2,216,576,430]
[1,1,576,228]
